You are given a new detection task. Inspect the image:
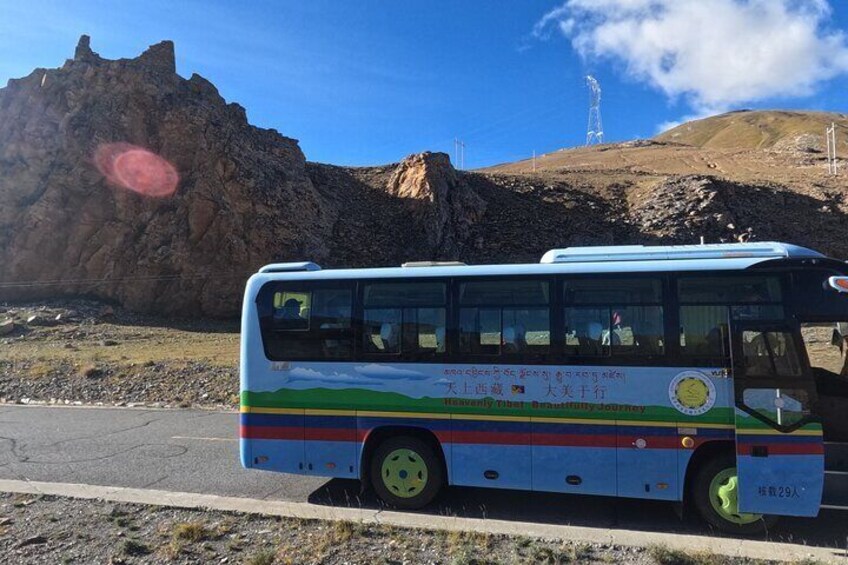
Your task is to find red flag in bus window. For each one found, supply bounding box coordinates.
[613,310,622,327]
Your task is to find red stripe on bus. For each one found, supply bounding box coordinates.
[737,443,824,456]
[450,431,531,445]
[356,429,452,444]
[616,435,681,449]
[304,428,355,442]
[240,426,302,440]
[533,433,617,448]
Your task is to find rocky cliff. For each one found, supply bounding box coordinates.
[0,38,492,316]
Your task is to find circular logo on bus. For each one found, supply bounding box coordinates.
[669,371,716,416]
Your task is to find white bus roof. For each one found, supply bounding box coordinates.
[251,242,826,283]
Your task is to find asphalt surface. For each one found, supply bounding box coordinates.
[1,405,846,549]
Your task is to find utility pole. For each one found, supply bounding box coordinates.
[586,75,604,146]
[827,123,838,175]
[454,138,466,170]
[532,150,536,173]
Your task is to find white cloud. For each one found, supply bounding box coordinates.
[536,0,848,119]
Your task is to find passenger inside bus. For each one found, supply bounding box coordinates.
[435,326,446,353]
[379,322,399,352]
[502,324,527,354]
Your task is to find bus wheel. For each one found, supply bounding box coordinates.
[691,453,778,535]
[370,436,443,509]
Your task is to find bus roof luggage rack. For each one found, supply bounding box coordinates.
[258,262,322,273]
[402,261,467,268]
[540,242,824,264]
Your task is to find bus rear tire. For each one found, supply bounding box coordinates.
[370,436,443,509]
[690,453,778,535]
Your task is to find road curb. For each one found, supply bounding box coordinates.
[0,479,843,563]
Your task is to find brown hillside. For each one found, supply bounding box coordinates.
[655,110,848,152]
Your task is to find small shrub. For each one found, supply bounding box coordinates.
[331,520,355,543]
[247,548,276,565]
[172,521,207,543]
[647,544,728,565]
[121,539,150,556]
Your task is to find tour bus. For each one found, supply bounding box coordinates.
[239,242,848,533]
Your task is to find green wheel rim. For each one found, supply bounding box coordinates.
[708,467,762,525]
[380,448,429,499]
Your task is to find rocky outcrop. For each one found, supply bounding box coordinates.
[385,152,485,256]
[0,36,332,316]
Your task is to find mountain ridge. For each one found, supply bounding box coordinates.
[2,37,848,316]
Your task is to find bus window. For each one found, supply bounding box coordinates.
[564,307,609,356]
[741,330,801,377]
[403,307,447,353]
[563,278,664,357]
[680,305,728,357]
[678,275,784,358]
[363,308,402,354]
[262,285,353,360]
[459,279,550,357]
[272,291,311,330]
[362,281,447,358]
[678,276,782,304]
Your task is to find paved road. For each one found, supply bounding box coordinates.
[1,405,846,549]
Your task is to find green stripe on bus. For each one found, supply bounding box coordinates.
[241,389,735,425]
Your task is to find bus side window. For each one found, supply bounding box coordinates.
[262,285,353,360]
[679,305,728,357]
[272,291,311,330]
[563,277,664,358]
[678,275,784,359]
[458,279,551,357]
[361,281,447,358]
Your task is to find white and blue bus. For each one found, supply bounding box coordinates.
[239,242,848,533]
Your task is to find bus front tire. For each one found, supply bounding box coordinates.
[690,453,778,535]
[369,436,443,509]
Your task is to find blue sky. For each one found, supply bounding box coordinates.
[2,0,848,168]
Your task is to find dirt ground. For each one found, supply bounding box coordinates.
[0,492,804,565]
[0,300,239,409]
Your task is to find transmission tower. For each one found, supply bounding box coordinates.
[454,138,466,170]
[586,75,604,145]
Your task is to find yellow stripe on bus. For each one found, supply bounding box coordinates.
[356,410,451,420]
[242,405,734,432]
[304,409,357,417]
[450,413,530,422]
[240,406,303,415]
[736,428,822,436]
[530,416,615,426]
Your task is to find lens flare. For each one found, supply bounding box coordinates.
[95,143,179,198]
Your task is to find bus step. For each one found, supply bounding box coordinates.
[824,442,848,473]
[821,470,848,510]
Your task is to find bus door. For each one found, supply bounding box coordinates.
[731,321,824,516]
